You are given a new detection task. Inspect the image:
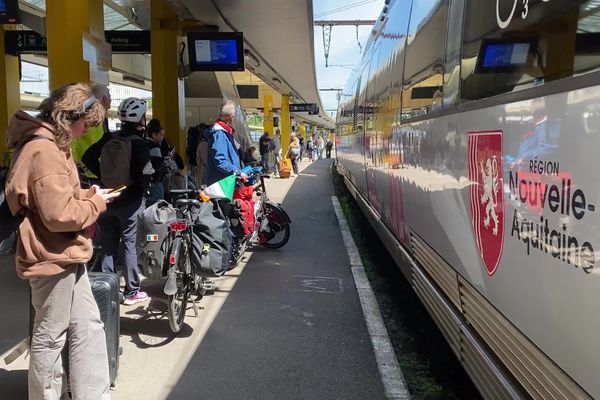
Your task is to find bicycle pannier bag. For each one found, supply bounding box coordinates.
[191,200,232,277]
[136,200,177,279]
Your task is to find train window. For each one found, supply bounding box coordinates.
[442,0,465,108]
[386,0,413,127]
[461,0,600,101]
[401,0,449,121]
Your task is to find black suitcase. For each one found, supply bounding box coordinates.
[89,271,121,387]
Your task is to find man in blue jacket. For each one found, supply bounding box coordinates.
[205,100,249,186]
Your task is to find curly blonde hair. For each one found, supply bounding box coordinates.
[38,82,106,150]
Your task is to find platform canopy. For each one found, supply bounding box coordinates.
[18,0,335,129]
[178,0,335,129]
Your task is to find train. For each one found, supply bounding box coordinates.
[335,0,600,398]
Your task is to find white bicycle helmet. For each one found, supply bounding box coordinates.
[118,97,147,123]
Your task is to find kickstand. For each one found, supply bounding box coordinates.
[192,298,200,317]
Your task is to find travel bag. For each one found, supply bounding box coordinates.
[88,271,121,387]
[190,200,232,277]
[278,159,291,178]
[137,200,177,279]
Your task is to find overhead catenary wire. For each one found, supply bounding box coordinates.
[314,0,378,18]
[314,20,376,67]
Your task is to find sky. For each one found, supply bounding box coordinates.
[312,0,384,118]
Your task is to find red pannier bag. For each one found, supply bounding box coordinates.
[233,186,255,236]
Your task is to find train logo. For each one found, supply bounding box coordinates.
[468,131,504,275]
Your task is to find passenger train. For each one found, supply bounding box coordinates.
[336,0,600,398]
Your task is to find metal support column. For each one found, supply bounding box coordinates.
[0,25,19,156]
[280,94,291,159]
[47,0,109,161]
[263,95,274,137]
[151,0,185,157]
[47,0,107,89]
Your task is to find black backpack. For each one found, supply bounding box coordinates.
[0,136,48,256]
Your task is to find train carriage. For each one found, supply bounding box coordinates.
[336,0,600,398]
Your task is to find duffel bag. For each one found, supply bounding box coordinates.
[190,200,232,277]
[278,159,291,178]
[233,186,255,237]
[136,200,176,279]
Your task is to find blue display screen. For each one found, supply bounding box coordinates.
[0,1,6,13]
[482,43,530,68]
[193,39,239,65]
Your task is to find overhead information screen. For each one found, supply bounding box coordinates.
[0,0,19,24]
[188,32,244,71]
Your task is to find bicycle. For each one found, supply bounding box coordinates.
[163,192,204,333]
[229,169,292,267]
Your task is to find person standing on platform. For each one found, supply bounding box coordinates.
[205,100,248,186]
[312,133,320,162]
[195,123,209,188]
[306,135,315,163]
[95,97,153,306]
[186,125,201,184]
[72,84,111,164]
[326,138,334,158]
[5,82,119,399]
[271,129,282,177]
[298,135,305,161]
[287,133,301,177]
[145,118,167,204]
[317,135,325,159]
[259,130,271,172]
[80,84,112,178]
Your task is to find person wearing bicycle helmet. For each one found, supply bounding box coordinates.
[92,97,152,305]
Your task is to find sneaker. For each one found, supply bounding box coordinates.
[290,173,297,177]
[123,291,149,305]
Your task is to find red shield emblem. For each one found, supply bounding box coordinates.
[468,131,504,275]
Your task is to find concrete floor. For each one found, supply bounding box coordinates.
[0,158,388,400]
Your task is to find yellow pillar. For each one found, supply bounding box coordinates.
[47,0,106,89]
[47,0,109,161]
[263,95,273,137]
[0,25,19,155]
[280,95,291,157]
[151,0,185,156]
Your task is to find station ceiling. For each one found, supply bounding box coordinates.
[18,0,335,129]
[178,0,335,128]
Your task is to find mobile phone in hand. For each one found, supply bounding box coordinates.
[108,185,127,194]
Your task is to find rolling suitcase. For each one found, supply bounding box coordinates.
[89,271,121,387]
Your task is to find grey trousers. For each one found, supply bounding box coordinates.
[29,265,110,400]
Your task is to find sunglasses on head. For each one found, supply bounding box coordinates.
[66,95,97,122]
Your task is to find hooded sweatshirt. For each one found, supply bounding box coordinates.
[5,111,107,278]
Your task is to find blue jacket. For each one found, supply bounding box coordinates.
[205,122,241,186]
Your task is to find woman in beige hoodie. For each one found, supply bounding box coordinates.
[5,83,119,399]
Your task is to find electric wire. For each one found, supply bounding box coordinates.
[314,0,379,18]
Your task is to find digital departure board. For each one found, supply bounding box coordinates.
[187,32,244,71]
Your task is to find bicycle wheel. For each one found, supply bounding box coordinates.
[167,240,190,333]
[260,203,291,249]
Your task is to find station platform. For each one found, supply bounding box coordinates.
[0,159,403,400]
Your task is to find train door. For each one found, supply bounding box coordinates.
[364,43,382,213]
[353,58,371,196]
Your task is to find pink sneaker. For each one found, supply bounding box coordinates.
[123,291,149,305]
